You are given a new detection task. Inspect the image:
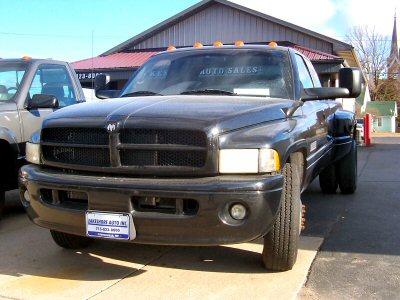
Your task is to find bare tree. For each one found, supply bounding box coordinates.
[346,26,391,101]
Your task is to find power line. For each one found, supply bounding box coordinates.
[0,31,126,39]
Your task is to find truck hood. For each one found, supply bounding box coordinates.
[45,95,292,133]
[0,101,17,112]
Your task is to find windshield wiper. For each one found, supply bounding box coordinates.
[122,91,162,97]
[180,89,237,96]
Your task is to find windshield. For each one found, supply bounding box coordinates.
[0,62,27,102]
[121,49,293,99]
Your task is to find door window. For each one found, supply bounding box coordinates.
[0,63,27,102]
[28,64,77,108]
[295,55,314,89]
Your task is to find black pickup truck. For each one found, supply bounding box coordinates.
[19,44,361,271]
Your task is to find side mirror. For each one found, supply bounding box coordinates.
[94,73,110,91]
[339,67,362,98]
[94,73,120,99]
[301,67,362,101]
[28,94,59,109]
[301,87,350,101]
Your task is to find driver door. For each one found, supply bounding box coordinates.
[19,64,78,142]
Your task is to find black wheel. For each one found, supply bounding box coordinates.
[0,190,5,220]
[319,164,338,194]
[337,140,357,194]
[262,156,302,272]
[50,230,92,249]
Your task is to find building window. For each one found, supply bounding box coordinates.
[377,117,382,127]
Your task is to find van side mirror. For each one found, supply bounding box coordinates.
[339,68,362,98]
[94,73,120,99]
[28,94,59,109]
[94,73,110,91]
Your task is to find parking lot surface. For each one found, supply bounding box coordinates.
[1,198,321,299]
[1,136,398,299]
[301,136,400,299]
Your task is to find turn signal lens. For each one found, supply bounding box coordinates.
[235,40,245,47]
[26,142,41,165]
[193,42,203,48]
[213,40,223,47]
[259,149,280,173]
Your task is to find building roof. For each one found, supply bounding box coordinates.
[292,45,342,61]
[71,51,159,70]
[72,44,342,71]
[102,0,352,56]
[366,101,398,117]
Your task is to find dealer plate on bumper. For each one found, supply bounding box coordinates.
[85,211,136,240]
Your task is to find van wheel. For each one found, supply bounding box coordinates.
[337,140,357,194]
[262,158,301,272]
[50,230,92,249]
[0,190,5,220]
[319,164,338,194]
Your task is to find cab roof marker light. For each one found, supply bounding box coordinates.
[193,42,203,48]
[213,40,223,47]
[235,40,245,47]
[167,45,176,51]
[268,41,278,47]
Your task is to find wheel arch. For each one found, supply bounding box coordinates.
[0,139,19,191]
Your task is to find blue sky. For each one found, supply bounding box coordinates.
[0,0,397,62]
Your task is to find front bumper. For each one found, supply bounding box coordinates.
[19,165,283,246]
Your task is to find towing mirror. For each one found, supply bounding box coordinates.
[339,67,362,98]
[28,94,59,109]
[94,73,120,99]
[301,87,350,101]
[302,68,362,101]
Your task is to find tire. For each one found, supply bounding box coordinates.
[50,230,92,249]
[262,157,302,272]
[337,140,357,194]
[319,164,338,194]
[0,190,5,220]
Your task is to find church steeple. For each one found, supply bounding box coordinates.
[390,11,399,59]
[388,11,399,79]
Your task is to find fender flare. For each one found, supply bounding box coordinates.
[281,139,308,165]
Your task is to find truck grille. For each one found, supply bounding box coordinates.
[41,127,208,172]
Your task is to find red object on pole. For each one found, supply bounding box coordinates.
[364,113,372,146]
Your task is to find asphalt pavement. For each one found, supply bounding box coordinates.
[301,136,400,299]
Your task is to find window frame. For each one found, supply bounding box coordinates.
[25,63,78,108]
[294,54,315,89]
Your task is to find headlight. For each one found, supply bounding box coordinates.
[219,149,280,174]
[26,142,41,165]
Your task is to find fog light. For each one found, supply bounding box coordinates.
[230,204,247,220]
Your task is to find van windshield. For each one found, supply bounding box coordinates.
[0,62,27,102]
[121,49,293,99]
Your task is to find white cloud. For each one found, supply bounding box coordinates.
[229,0,339,35]
[229,0,398,39]
[341,0,397,35]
